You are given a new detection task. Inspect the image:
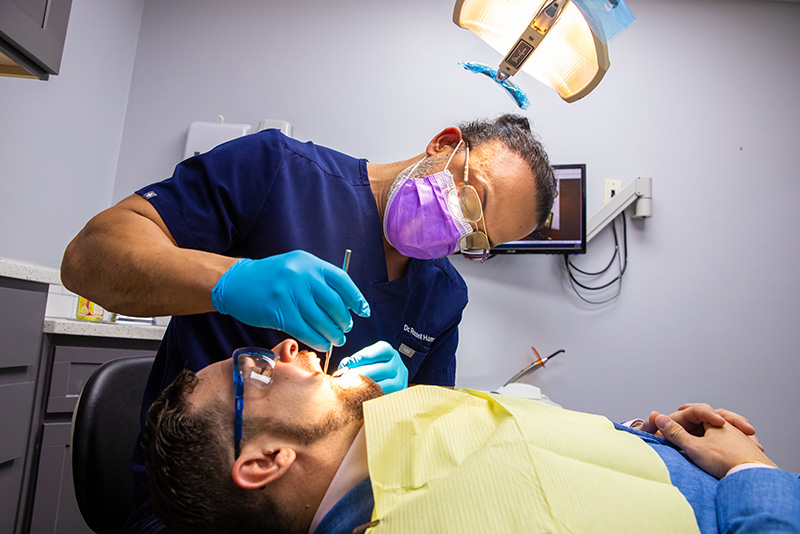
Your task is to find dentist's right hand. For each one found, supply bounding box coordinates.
[211,250,370,351]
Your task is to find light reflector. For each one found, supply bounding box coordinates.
[454,0,610,102]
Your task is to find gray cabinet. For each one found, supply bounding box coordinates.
[0,276,48,534]
[23,335,160,533]
[1,267,164,532]
[0,0,73,80]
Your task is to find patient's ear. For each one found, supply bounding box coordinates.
[232,446,297,490]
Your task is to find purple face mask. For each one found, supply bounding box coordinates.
[383,144,472,260]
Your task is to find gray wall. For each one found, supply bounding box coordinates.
[2,0,799,471]
[0,0,144,268]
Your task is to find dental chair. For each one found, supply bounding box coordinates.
[71,355,154,534]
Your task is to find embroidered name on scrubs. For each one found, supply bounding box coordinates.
[402,324,434,343]
[362,386,700,534]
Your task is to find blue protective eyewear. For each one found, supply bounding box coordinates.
[233,347,278,459]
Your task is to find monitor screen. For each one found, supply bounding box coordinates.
[491,163,586,255]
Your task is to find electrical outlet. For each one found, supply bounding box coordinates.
[604,180,622,204]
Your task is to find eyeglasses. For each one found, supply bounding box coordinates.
[445,144,491,263]
[232,347,278,459]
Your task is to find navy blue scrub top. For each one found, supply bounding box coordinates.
[136,130,468,407]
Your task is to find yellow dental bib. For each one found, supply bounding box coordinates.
[362,386,699,533]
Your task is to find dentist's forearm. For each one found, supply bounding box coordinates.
[61,194,236,317]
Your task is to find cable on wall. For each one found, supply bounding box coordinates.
[564,212,628,304]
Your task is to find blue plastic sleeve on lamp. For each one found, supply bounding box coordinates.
[458,61,531,110]
[569,0,635,43]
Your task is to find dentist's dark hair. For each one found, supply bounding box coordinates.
[458,114,557,231]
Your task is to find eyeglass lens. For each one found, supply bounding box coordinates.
[446,142,490,262]
[236,350,276,389]
[233,348,277,459]
[447,186,483,223]
[459,233,490,260]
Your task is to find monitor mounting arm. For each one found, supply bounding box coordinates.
[586,176,652,243]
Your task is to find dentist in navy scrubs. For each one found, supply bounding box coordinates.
[61,113,558,533]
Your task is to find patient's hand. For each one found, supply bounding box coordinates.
[654,414,777,479]
[639,403,763,451]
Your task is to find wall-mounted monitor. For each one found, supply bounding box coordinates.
[491,163,586,255]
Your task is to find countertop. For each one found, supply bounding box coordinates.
[2,258,167,341]
[43,318,167,340]
[0,258,61,285]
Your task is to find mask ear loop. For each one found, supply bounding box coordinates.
[404,138,464,179]
[404,155,427,179]
[463,144,469,186]
[443,140,474,248]
[443,139,464,174]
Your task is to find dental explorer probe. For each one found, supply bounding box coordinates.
[323,249,352,375]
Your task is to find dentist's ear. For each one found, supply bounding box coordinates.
[426,127,463,156]
[231,446,296,490]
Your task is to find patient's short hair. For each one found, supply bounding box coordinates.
[458,114,557,231]
[142,369,291,534]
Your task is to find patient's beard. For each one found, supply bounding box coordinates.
[295,349,385,421]
[253,354,384,447]
[333,373,385,421]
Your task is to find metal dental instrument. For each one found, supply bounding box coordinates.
[323,249,352,375]
[502,347,564,387]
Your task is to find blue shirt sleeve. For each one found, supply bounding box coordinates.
[315,478,374,534]
[136,130,285,254]
[716,468,800,533]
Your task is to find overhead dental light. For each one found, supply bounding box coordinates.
[453,0,631,103]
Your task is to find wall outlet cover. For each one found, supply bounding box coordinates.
[603,180,622,204]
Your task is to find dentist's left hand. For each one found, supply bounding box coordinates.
[338,341,408,394]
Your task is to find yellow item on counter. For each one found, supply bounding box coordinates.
[362,386,699,534]
[76,296,105,321]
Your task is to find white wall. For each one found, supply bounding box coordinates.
[0,0,145,268]
[114,0,800,470]
[2,0,798,471]
[112,0,510,200]
[462,0,800,471]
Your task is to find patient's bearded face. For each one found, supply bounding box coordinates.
[193,341,384,446]
[295,349,384,420]
[240,348,384,445]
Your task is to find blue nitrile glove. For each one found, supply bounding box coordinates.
[211,251,371,351]
[338,341,408,394]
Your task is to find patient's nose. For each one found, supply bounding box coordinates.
[272,339,299,362]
